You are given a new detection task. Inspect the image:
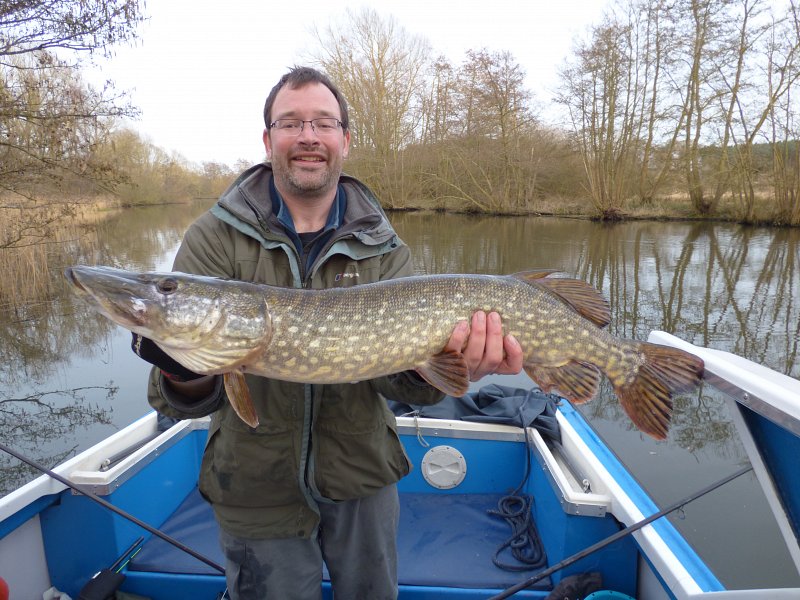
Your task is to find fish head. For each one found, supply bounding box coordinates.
[64,265,273,374]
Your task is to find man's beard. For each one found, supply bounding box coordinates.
[273,156,342,199]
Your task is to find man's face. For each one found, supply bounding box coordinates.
[263,82,351,201]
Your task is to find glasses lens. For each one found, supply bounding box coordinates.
[312,118,340,134]
[272,119,302,134]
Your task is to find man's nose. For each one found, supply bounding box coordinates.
[297,122,320,142]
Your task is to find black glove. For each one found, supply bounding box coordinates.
[131,333,203,382]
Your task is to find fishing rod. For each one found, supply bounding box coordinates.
[489,464,754,599]
[0,440,225,575]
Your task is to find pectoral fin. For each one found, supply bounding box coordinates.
[223,370,259,428]
[416,349,470,397]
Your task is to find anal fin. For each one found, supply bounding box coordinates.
[224,370,259,428]
[524,360,601,403]
[417,349,470,397]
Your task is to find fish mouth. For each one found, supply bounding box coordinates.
[64,266,89,295]
[64,265,149,329]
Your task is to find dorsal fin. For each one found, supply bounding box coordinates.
[511,270,611,328]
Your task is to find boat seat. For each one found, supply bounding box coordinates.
[128,487,552,591]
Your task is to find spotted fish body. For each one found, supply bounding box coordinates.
[64,266,704,439]
[261,275,624,385]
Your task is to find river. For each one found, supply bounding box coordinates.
[1,202,798,590]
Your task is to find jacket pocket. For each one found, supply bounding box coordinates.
[313,417,410,500]
[199,417,300,507]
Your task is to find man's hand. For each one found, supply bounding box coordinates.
[444,311,524,381]
[131,333,203,382]
[132,333,216,397]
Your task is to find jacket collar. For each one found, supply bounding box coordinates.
[215,163,397,247]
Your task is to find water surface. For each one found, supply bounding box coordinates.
[2,204,798,590]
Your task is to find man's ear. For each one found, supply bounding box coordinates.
[263,129,272,160]
[343,129,351,159]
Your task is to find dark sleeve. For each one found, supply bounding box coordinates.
[371,370,445,406]
[146,367,226,419]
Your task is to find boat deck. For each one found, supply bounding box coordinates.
[127,486,552,596]
[12,403,644,599]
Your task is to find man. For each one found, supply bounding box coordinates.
[138,66,523,599]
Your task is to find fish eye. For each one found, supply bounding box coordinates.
[157,277,179,294]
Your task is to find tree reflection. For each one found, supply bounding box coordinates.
[391,212,800,461]
[0,385,115,496]
[0,201,213,496]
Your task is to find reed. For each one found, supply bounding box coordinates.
[0,197,115,312]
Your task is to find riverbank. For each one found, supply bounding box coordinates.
[391,190,796,227]
[0,194,124,311]
[0,187,793,312]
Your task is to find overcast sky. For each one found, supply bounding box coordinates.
[87,0,609,167]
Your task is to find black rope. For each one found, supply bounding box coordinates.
[0,440,225,575]
[488,465,754,599]
[488,493,547,571]
[487,413,548,572]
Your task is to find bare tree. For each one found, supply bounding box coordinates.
[0,0,144,60]
[0,53,134,198]
[633,0,685,204]
[728,1,800,221]
[675,0,730,215]
[310,8,430,206]
[0,0,144,197]
[418,56,459,145]
[457,49,537,210]
[767,3,800,226]
[558,16,642,218]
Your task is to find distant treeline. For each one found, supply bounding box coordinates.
[3,1,800,226]
[314,3,800,225]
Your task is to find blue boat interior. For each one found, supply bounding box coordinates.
[128,487,555,591]
[33,390,650,599]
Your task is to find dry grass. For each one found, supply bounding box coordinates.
[0,195,122,311]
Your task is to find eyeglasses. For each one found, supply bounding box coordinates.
[268,118,343,137]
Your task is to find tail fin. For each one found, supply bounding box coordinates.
[615,343,704,440]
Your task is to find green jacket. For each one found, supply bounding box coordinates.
[147,163,444,539]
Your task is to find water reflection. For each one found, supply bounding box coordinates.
[1,206,798,589]
[0,201,214,495]
[393,212,800,378]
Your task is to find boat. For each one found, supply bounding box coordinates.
[0,331,798,599]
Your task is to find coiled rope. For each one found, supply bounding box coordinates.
[487,432,548,571]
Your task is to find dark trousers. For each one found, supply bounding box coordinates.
[219,484,400,599]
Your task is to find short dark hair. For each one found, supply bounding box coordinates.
[263,66,349,131]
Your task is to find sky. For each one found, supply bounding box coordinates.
[87,0,610,167]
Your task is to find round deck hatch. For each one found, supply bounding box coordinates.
[420,445,467,489]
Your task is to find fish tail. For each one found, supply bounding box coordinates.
[614,342,704,440]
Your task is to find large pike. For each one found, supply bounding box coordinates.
[64,266,703,439]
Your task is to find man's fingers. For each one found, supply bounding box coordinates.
[498,334,524,375]
[465,311,504,380]
[445,320,470,352]
[462,311,487,368]
[480,312,505,376]
[441,313,524,383]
